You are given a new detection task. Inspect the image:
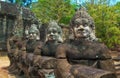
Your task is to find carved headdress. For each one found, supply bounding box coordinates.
[47,20,62,36]
[70,7,97,41]
[70,7,95,29]
[46,20,63,42]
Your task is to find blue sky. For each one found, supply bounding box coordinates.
[71,0,120,5]
[1,0,38,3]
[1,0,120,5]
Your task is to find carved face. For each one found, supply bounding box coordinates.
[73,18,92,39]
[29,31,37,40]
[47,27,59,41]
[28,24,40,40]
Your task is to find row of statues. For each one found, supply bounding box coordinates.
[7,7,117,78]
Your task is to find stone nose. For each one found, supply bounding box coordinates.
[29,34,33,36]
[50,32,54,35]
[79,25,84,29]
[78,25,84,31]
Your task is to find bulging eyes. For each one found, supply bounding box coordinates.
[48,29,57,34]
[33,34,37,36]
[52,30,57,33]
[84,24,88,27]
[75,24,89,28]
[75,24,79,28]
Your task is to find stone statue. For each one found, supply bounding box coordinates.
[7,24,24,74]
[7,35,22,74]
[55,7,116,78]
[69,7,97,41]
[16,23,41,78]
[42,20,63,56]
[29,20,63,78]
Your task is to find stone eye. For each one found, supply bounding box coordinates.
[75,23,80,28]
[53,30,57,33]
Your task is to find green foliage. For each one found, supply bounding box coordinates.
[115,2,120,27]
[15,0,23,6]
[31,0,75,24]
[106,26,120,48]
[30,0,120,48]
[85,0,120,48]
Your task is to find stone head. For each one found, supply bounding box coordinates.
[46,21,63,42]
[28,24,40,40]
[70,7,97,41]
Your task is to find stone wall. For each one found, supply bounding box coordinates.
[0,1,36,50]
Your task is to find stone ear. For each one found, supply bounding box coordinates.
[68,28,74,40]
[45,35,49,42]
[57,35,63,43]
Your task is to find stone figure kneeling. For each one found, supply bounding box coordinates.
[55,7,116,78]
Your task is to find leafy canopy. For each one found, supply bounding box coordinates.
[85,0,120,48]
[31,0,75,24]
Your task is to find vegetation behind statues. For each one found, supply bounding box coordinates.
[31,0,120,49]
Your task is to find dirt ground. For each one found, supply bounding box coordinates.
[0,52,23,78]
[0,56,9,78]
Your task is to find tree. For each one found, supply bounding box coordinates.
[31,0,75,24]
[114,2,120,27]
[85,0,120,48]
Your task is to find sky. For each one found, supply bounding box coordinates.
[71,0,120,5]
[0,0,38,3]
[0,0,120,5]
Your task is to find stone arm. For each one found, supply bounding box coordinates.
[96,43,115,72]
[55,44,117,78]
[7,37,11,52]
[28,41,44,74]
[23,41,43,67]
[7,36,18,52]
[55,44,68,59]
[33,41,44,55]
[32,41,56,69]
[70,65,117,78]
[31,41,44,67]
[29,41,57,78]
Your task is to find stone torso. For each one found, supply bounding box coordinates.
[26,40,39,53]
[41,41,61,57]
[67,40,110,58]
[63,40,111,67]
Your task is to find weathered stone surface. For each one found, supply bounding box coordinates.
[0,1,34,19]
[39,56,56,69]
[55,7,116,78]
[71,65,116,78]
[55,59,117,78]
